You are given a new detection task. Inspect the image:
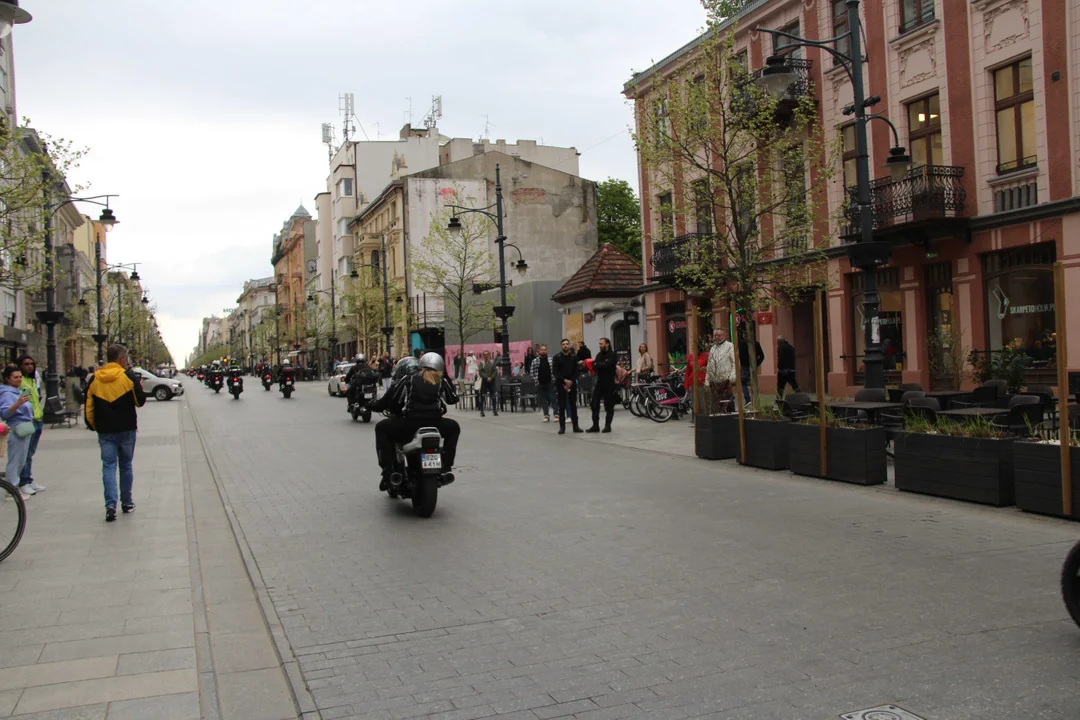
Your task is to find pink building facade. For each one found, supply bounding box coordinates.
[626,0,1080,395]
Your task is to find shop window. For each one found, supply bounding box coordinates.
[900,0,935,34]
[983,243,1057,368]
[907,93,942,167]
[994,58,1035,174]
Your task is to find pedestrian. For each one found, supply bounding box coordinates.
[477,350,498,417]
[738,329,765,407]
[378,351,393,394]
[453,352,464,380]
[776,335,799,398]
[576,340,592,365]
[465,352,478,381]
[524,345,536,374]
[684,347,708,422]
[553,339,582,435]
[15,356,44,495]
[85,344,146,522]
[634,342,655,380]
[530,343,555,422]
[705,329,736,414]
[586,337,618,433]
[0,365,34,499]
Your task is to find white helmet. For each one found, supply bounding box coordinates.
[282,359,291,366]
[354,353,366,363]
[418,352,445,373]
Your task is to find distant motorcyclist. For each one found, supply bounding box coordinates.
[369,354,459,490]
[345,353,380,412]
[278,359,295,381]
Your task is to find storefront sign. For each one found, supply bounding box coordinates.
[756,312,773,325]
[624,310,640,326]
[1009,303,1054,315]
[667,319,686,333]
[584,312,594,324]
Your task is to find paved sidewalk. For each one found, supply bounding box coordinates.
[0,398,298,719]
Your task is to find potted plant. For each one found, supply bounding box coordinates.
[788,412,887,486]
[967,340,1027,395]
[1014,427,1080,518]
[894,416,1015,506]
[735,407,790,471]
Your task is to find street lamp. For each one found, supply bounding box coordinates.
[446,163,528,377]
[349,254,395,359]
[756,0,911,389]
[307,269,339,373]
[0,1,31,40]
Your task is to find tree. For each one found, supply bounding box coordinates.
[342,269,404,358]
[411,186,501,373]
[597,178,642,262]
[190,344,228,368]
[300,297,335,371]
[630,0,836,409]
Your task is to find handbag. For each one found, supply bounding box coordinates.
[13,421,35,439]
[473,377,482,391]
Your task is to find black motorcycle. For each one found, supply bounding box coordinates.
[209,374,224,393]
[385,426,454,518]
[1063,540,1080,628]
[227,374,243,399]
[279,374,295,399]
[349,382,378,423]
[261,372,273,391]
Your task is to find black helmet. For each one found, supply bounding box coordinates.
[392,356,419,383]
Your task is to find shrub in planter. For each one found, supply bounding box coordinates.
[1014,431,1080,518]
[788,416,886,486]
[735,411,790,470]
[694,412,740,460]
[894,417,1014,506]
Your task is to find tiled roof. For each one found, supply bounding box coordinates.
[552,243,643,303]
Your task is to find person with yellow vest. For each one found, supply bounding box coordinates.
[15,355,44,495]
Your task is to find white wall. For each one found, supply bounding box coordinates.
[560,297,643,360]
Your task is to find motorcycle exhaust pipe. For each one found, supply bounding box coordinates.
[441,472,455,486]
[389,472,403,487]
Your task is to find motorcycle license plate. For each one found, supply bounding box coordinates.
[364,391,374,398]
[421,453,442,470]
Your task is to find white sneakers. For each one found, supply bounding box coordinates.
[543,416,550,423]
[19,485,34,498]
[30,483,44,492]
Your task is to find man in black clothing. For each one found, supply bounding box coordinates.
[345,354,381,411]
[586,337,618,433]
[529,344,555,421]
[776,335,799,398]
[552,339,582,435]
[738,331,765,405]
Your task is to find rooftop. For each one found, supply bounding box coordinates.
[552,243,642,303]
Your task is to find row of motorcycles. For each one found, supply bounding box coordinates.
[260,369,295,398]
[193,366,244,398]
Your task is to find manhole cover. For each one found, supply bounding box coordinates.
[841,706,927,720]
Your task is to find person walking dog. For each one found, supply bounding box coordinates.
[85,344,146,522]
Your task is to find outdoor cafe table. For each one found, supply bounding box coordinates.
[924,390,969,409]
[937,407,1006,420]
[820,401,903,426]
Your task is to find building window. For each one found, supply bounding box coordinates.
[657,192,673,239]
[774,21,801,58]
[907,93,942,167]
[371,250,380,285]
[655,97,670,140]
[900,0,935,34]
[841,124,857,188]
[336,218,349,237]
[692,180,712,235]
[832,0,850,66]
[783,145,808,252]
[0,68,7,92]
[994,57,1035,174]
[336,177,353,197]
[982,243,1056,366]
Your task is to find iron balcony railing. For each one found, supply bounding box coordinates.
[650,233,711,280]
[751,57,813,102]
[842,165,966,238]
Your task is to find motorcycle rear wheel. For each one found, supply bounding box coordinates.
[361,410,371,423]
[214,388,220,393]
[283,388,292,399]
[1062,540,1080,628]
[411,476,439,518]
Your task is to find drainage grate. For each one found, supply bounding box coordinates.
[841,706,927,720]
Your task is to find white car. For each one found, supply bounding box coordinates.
[327,363,354,396]
[133,367,185,401]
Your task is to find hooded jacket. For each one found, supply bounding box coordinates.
[0,384,33,426]
[85,363,146,434]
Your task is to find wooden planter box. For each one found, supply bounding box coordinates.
[735,418,790,471]
[1014,442,1080,519]
[787,423,887,486]
[694,413,739,460]
[894,433,1015,506]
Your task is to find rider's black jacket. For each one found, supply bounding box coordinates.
[345,363,380,386]
[369,374,458,418]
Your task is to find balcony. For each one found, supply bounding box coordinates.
[750,57,813,105]
[841,165,967,245]
[650,233,710,283]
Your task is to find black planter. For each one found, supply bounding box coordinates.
[694,413,739,460]
[735,418,790,470]
[894,433,1015,506]
[787,423,887,486]
[1014,441,1080,519]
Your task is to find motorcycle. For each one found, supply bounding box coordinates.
[227,374,243,399]
[209,374,224,393]
[279,374,295,399]
[1063,540,1080,628]
[349,382,378,423]
[196,371,205,382]
[385,426,454,518]
[262,373,273,391]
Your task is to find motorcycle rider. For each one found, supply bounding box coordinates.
[278,358,295,385]
[369,353,459,491]
[209,360,225,388]
[227,364,243,391]
[344,353,380,412]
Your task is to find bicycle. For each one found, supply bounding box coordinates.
[0,478,26,563]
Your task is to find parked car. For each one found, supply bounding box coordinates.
[134,367,185,401]
[328,363,354,397]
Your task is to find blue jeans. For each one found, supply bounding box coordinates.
[538,384,555,416]
[6,433,30,485]
[19,420,42,486]
[99,431,136,509]
[740,367,752,404]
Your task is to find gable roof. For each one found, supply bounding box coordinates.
[552,243,643,303]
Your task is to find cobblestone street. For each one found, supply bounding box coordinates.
[184,381,1080,720]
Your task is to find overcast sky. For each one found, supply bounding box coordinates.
[15,0,706,365]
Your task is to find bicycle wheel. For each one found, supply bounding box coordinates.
[648,400,675,423]
[630,391,646,417]
[0,480,26,563]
